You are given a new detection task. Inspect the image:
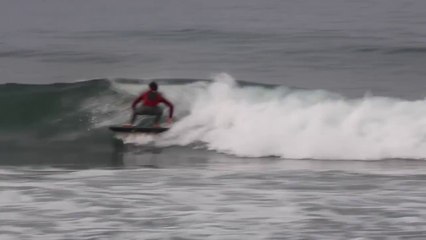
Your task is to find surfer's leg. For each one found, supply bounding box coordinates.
[153,107,163,126]
[128,105,145,125]
[123,113,137,127]
[129,112,138,125]
[132,106,162,126]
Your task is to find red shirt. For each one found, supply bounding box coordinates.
[132,90,174,118]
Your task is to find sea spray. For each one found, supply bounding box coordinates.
[153,74,426,160]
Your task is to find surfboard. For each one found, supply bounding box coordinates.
[109,126,169,133]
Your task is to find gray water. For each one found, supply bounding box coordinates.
[1,0,426,97]
[2,0,426,239]
[2,153,426,239]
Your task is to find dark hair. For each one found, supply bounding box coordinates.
[149,81,158,91]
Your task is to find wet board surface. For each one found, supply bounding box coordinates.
[109,126,169,133]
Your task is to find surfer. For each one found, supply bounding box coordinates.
[126,81,174,127]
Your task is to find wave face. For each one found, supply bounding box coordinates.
[0,79,117,136]
[3,74,426,160]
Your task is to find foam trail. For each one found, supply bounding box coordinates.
[156,73,426,160]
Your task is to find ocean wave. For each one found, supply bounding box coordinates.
[3,75,426,160]
[153,74,426,160]
[0,79,111,132]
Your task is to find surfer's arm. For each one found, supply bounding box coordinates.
[131,92,146,110]
[160,97,174,118]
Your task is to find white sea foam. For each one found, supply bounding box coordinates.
[109,73,426,160]
[2,166,426,239]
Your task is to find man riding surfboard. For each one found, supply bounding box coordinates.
[125,81,174,127]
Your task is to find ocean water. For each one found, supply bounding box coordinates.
[1,0,426,239]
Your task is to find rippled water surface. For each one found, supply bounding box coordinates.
[2,155,426,239]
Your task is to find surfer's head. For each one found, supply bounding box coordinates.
[149,81,158,91]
